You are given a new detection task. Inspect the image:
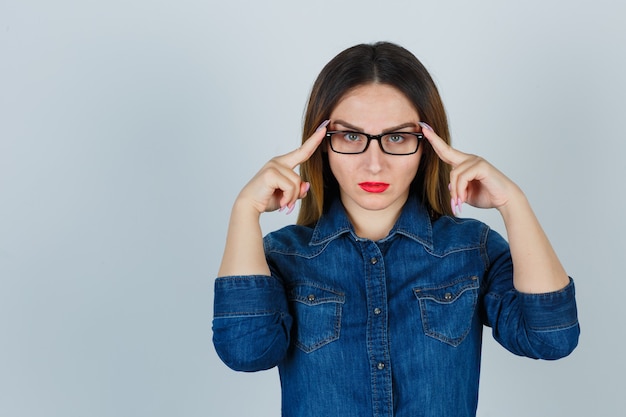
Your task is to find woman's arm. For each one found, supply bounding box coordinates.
[218,201,270,277]
[218,122,328,277]
[496,186,569,293]
[420,122,569,294]
[482,228,578,359]
[213,122,328,371]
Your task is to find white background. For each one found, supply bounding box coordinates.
[1,0,624,416]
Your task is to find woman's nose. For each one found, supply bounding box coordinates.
[363,139,385,170]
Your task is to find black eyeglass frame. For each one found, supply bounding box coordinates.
[325,130,424,155]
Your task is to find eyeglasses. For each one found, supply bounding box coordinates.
[325,130,423,155]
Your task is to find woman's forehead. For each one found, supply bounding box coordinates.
[330,84,420,131]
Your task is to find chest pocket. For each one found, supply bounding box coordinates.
[288,283,345,353]
[413,276,479,347]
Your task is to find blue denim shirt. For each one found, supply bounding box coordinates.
[213,195,579,417]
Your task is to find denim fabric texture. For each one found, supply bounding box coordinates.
[212,194,580,417]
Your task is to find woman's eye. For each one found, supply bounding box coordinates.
[386,134,405,143]
[344,133,362,142]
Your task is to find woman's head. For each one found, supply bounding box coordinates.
[297,41,453,226]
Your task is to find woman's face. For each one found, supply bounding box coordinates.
[327,83,423,217]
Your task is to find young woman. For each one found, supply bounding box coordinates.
[213,42,579,417]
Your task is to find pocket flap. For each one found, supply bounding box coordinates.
[414,276,479,303]
[289,284,345,306]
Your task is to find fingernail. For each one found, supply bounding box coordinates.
[418,122,433,131]
[304,182,311,193]
[451,198,456,215]
[316,119,330,131]
[448,183,451,191]
[457,198,463,214]
[286,204,296,215]
[278,206,285,212]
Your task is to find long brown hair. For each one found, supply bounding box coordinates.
[297,42,453,227]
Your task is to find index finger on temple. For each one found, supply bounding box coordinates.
[282,121,328,169]
[421,124,464,167]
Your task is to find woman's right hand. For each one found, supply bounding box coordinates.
[218,121,328,277]
[236,120,329,215]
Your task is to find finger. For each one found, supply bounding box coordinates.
[273,169,311,209]
[279,120,329,169]
[449,157,490,213]
[245,162,301,212]
[419,122,467,167]
[283,182,310,215]
[272,175,302,211]
[449,160,473,206]
[299,181,311,199]
[283,179,313,212]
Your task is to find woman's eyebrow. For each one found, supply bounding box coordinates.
[383,122,418,133]
[333,120,362,131]
[333,119,418,133]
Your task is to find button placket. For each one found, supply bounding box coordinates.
[361,240,393,413]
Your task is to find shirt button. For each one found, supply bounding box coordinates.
[377,362,385,370]
[370,257,378,265]
[444,292,453,301]
[374,308,382,315]
[307,294,316,302]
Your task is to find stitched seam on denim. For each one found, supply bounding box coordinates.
[289,289,345,305]
[215,275,276,284]
[310,226,352,245]
[447,216,485,227]
[413,275,480,293]
[518,279,575,299]
[485,292,504,301]
[423,329,471,346]
[428,246,484,258]
[416,284,478,303]
[287,282,345,352]
[370,204,433,245]
[480,225,491,271]
[418,290,477,347]
[528,320,579,332]
[213,311,280,318]
[414,277,479,347]
[428,216,489,256]
[215,277,272,282]
[287,281,346,299]
[292,299,342,353]
[268,239,334,258]
[395,230,434,250]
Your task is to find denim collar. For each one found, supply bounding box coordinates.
[310,194,434,250]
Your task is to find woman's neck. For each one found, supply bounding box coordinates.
[342,197,407,241]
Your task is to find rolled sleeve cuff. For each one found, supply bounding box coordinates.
[518,277,579,331]
[213,275,291,371]
[213,275,288,318]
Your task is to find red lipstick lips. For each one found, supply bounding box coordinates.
[359,182,389,193]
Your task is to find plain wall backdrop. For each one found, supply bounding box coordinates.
[1,0,624,416]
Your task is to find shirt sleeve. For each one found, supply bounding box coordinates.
[212,275,292,372]
[481,228,580,360]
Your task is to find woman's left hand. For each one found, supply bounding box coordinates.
[421,123,570,294]
[419,122,522,215]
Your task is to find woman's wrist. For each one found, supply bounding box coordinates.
[496,183,528,221]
